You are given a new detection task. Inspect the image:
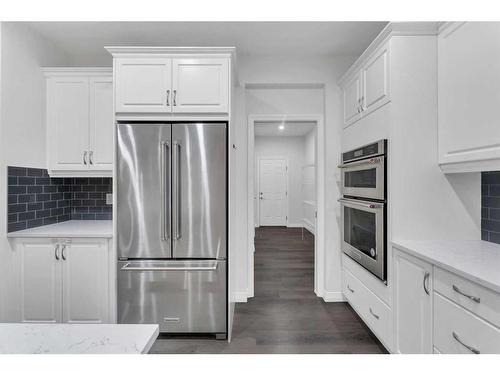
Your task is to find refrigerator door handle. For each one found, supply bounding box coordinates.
[160,141,171,242]
[173,141,182,240]
[120,261,219,272]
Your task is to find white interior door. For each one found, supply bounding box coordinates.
[258,159,287,226]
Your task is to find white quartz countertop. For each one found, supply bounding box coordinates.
[7,220,112,238]
[392,239,500,294]
[0,323,159,354]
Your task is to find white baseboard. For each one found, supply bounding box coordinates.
[322,291,346,302]
[233,292,249,303]
[286,223,303,228]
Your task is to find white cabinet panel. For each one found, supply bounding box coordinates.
[393,249,433,354]
[115,58,172,113]
[172,58,229,113]
[362,45,390,115]
[89,78,114,170]
[438,22,500,170]
[343,72,362,127]
[17,239,61,323]
[62,239,109,323]
[47,77,89,172]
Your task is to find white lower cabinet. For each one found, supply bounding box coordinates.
[393,249,433,353]
[13,237,111,323]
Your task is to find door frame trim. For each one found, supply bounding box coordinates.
[256,157,288,227]
[248,113,325,299]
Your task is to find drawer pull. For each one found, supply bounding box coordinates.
[347,284,355,293]
[369,307,380,320]
[452,332,480,354]
[452,285,480,303]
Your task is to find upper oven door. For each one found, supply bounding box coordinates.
[339,197,386,281]
[339,155,385,201]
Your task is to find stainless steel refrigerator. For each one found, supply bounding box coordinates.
[116,122,227,338]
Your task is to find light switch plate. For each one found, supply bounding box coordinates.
[106,193,113,205]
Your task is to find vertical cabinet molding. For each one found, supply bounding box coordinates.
[12,237,111,324]
[393,249,433,354]
[339,42,391,128]
[438,22,500,172]
[108,48,232,115]
[44,68,113,177]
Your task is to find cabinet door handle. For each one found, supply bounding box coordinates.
[369,307,379,320]
[89,151,94,165]
[423,272,430,295]
[83,151,88,165]
[166,90,170,106]
[347,284,355,293]
[361,96,365,111]
[173,90,177,106]
[61,244,67,261]
[452,285,480,303]
[452,332,480,354]
[54,244,60,260]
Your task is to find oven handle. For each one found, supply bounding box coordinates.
[338,198,383,209]
[337,156,383,169]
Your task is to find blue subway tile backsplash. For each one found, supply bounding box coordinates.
[481,171,500,244]
[7,166,112,233]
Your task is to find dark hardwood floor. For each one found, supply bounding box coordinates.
[151,227,387,354]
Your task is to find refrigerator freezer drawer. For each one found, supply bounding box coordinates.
[117,260,226,334]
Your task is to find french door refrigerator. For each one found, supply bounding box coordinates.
[116,122,227,338]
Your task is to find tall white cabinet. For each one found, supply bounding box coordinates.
[12,238,111,324]
[44,68,113,177]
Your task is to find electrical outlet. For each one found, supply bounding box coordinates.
[106,193,113,205]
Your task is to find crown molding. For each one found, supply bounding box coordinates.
[338,22,440,85]
[105,46,236,58]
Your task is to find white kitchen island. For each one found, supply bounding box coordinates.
[0,324,159,354]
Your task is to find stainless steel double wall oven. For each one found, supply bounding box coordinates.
[339,139,387,281]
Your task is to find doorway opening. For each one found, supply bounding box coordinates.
[248,114,325,299]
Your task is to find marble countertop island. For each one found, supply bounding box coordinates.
[0,324,159,354]
[7,220,113,238]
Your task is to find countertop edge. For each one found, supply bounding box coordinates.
[7,233,113,238]
[141,325,160,354]
[392,240,500,294]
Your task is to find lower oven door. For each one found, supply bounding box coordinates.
[339,198,386,281]
[118,260,227,334]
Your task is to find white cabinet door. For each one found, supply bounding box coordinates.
[61,239,109,323]
[115,58,172,113]
[16,239,62,323]
[438,22,500,168]
[342,72,362,127]
[172,58,229,113]
[89,77,113,171]
[47,77,89,172]
[393,249,433,353]
[361,44,390,115]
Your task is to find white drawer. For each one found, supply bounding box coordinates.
[434,267,500,328]
[343,267,393,350]
[434,292,500,354]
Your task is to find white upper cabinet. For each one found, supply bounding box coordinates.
[107,47,234,116]
[172,58,229,113]
[393,249,433,354]
[343,72,362,126]
[438,22,500,172]
[114,58,172,113]
[340,42,391,128]
[361,44,390,116]
[45,69,113,177]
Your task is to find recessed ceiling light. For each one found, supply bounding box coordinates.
[279,125,285,130]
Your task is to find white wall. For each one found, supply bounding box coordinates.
[0,22,69,321]
[254,136,306,226]
[231,55,355,301]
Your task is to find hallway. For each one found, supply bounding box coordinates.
[151,227,386,353]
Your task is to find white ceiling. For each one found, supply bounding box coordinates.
[255,121,316,137]
[23,22,388,64]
